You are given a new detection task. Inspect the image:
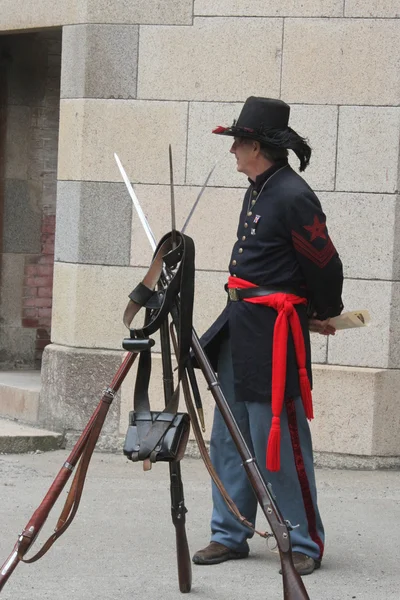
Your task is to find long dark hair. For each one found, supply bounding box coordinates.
[260,127,312,172]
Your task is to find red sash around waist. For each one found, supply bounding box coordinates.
[227,276,313,472]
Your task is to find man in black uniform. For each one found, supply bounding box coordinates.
[192,97,343,576]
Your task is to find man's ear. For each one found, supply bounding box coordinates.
[253,141,261,155]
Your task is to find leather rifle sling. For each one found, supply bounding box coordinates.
[19,388,115,563]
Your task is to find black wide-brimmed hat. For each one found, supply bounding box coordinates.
[212,96,311,171]
[213,97,290,143]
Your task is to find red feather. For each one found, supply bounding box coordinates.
[212,126,228,134]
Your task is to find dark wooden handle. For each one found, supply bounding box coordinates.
[280,552,311,600]
[175,525,192,593]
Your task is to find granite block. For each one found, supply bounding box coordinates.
[3,180,42,253]
[312,364,400,457]
[58,99,188,184]
[282,18,400,105]
[194,0,343,16]
[39,343,122,434]
[0,327,37,368]
[320,192,397,281]
[4,105,31,180]
[345,1,400,17]
[55,181,132,266]
[51,263,138,349]
[0,0,192,31]
[336,106,400,193]
[61,24,139,99]
[327,279,392,368]
[137,18,282,101]
[0,254,25,327]
[85,0,193,25]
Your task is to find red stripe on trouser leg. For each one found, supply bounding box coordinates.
[286,397,324,559]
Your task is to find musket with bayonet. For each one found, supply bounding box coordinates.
[116,152,311,600]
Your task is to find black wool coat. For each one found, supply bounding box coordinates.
[199,160,344,403]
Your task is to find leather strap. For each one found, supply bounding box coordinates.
[125,232,195,462]
[19,389,117,563]
[226,284,306,302]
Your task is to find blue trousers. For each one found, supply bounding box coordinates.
[210,336,324,561]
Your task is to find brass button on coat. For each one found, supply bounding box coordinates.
[247,211,252,216]
[244,223,248,228]
[238,248,243,254]
[242,236,246,241]
[232,259,237,266]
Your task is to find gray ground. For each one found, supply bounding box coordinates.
[0,451,399,600]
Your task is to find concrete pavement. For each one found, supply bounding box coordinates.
[0,451,399,600]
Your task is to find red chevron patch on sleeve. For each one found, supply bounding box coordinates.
[292,230,336,268]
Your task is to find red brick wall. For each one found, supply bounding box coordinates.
[22,213,55,365]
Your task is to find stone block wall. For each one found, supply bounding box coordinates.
[2,0,398,463]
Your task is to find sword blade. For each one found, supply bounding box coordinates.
[114,153,157,252]
[181,162,217,234]
[168,144,177,248]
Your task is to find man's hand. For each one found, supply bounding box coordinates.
[309,318,336,336]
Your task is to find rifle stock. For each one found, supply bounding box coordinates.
[170,462,192,593]
[280,550,310,600]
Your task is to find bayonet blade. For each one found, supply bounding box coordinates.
[114,153,157,252]
[168,144,177,248]
[181,162,217,234]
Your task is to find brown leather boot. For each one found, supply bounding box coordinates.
[192,542,249,565]
[279,552,321,576]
